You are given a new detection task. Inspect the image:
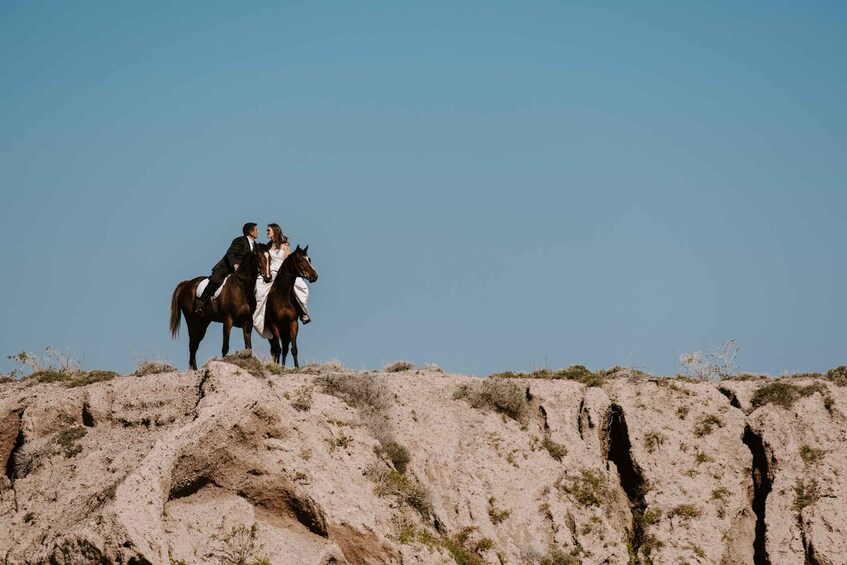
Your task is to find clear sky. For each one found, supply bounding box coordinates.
[2,1,845,377]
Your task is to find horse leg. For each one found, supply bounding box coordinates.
[268,324,282,365]
[281,327,290,368]
[188,319,209,370]
[222,317,233,357]
[289,319,300,369]
[242,321,253,353]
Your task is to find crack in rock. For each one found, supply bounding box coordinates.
[743,424,772,565]
[604,404,647,561]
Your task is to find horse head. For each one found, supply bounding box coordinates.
[291,245,318,283]
[255,242,272,283]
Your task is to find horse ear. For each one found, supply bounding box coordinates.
[303,245,308,254]
[294,244,301,252]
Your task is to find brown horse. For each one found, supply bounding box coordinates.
[170,244,271,369]
[264,245,318,368]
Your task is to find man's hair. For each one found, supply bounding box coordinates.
[242,222,257,237]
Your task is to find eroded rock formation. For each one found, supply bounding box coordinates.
[1,362,845,564]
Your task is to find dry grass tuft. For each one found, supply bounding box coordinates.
[368,464,431,518]
[454,379,529,423]
[290,386,313,411]
[490,364,612,387]
[384,361,415,373]
[134,359,176,376]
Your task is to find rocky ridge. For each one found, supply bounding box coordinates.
[1,360,845,564]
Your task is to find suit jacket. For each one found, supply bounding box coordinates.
[212,236,255,274]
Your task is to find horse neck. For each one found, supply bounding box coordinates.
[272,256,298,297]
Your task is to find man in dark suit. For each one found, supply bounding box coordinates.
[194,222,259,317]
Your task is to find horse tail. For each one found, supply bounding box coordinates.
[170,281,189,338]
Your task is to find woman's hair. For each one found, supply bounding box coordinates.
[267,223,288,249]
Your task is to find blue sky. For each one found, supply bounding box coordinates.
[2,1,845,376]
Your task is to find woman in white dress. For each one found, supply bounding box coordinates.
[253,224,311,339]
[253,224,289,339]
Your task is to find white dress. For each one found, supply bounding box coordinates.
[253,246,310,339]
[253,246,287,339]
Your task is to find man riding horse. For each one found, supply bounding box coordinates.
[194,222,260,317]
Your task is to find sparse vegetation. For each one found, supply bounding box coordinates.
[384,361,415,373]
[209,523,268,565]
[695,451,713,465]
[560,469,607,508]
[368,465,431,519]
[395,523,496,565]
[537,546,581,565]
[799,445,825,465]
[67,370,120,387]
[134,359,176,376]
[711,487,730,503]
[679,339,740,380]
[676,405,690,419]
[694,414,724,437]
[824,366,847,386]
[488,497,511,524]
[639,533,665,560]
[793,479,820,511]
[316,373,391,412]
[541,435,567,461]
[643,431,665,453]
[453,379,529,423]
[7,348,123,387]
[290,385,313,411]
[56,426,87,458]
[375,440,411,473]
[667,504,702,520]
[490,364,616,387]
[751,380,829,409]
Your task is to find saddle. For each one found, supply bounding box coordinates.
[195,275,230,300]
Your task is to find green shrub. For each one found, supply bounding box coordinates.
[376,440,411,474]
[751,380,829,409]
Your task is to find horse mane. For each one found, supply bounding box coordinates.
[270,246,303,294]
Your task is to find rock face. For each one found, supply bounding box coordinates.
[0,362,845,564]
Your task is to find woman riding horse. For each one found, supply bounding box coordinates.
[263,245,318,368]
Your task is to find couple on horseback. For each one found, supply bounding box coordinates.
[194,222,311,329]
[170,222,318,369]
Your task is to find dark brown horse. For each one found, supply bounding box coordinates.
[170,244,271,369]
[264,245,318,368]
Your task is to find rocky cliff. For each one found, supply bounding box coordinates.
[1,359,845,564]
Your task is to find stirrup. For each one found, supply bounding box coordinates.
[300,314,311,325]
